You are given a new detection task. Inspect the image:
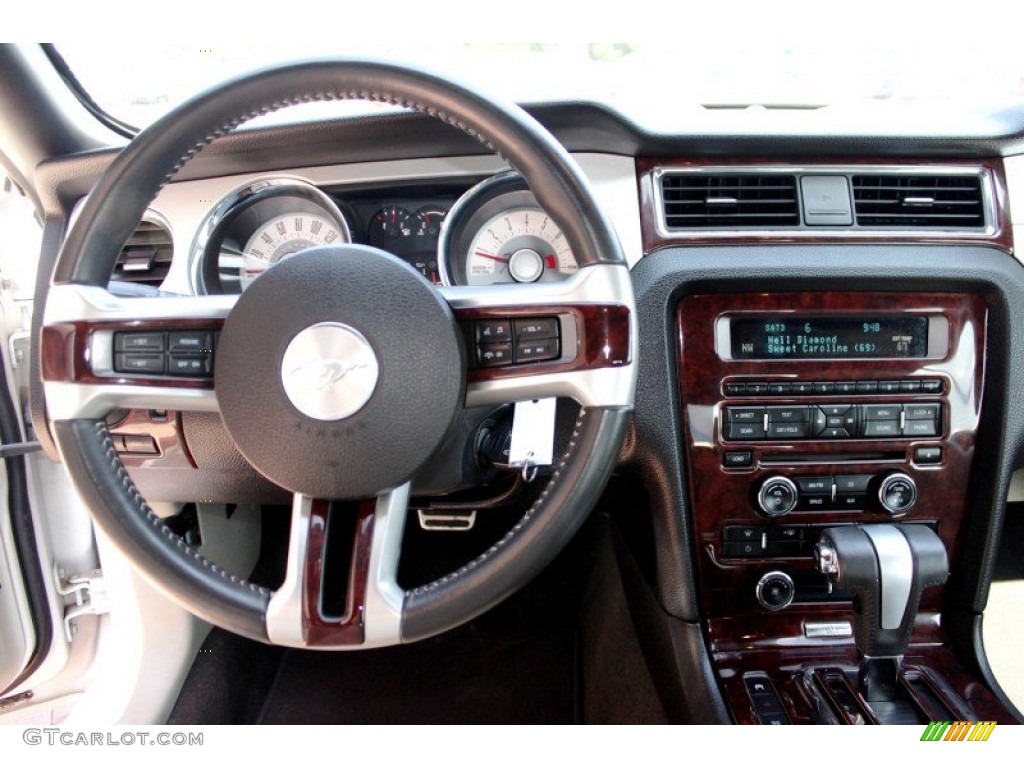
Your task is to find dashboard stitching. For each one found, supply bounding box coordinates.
[407,406,587,597]
[92,421,271,597]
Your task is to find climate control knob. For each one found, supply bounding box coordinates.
[878,472,917,515]
[758,476,799,517]
[756,571,796,611]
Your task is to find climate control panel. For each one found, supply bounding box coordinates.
[756,472,917,517]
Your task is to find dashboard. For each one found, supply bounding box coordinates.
[28,101,1024,726]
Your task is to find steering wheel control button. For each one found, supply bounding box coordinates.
[115,332,164,352]
[756,571,796,611]
[514,317,559,340]
[879,473,918,515]
[474,319,512,343]
[758,476,799,517]
[477,342,513,367]
[114,353,164,374]
[168,355,212,377]
[515,337,559,364]
[281,322,380,421]
[168,331,213,353]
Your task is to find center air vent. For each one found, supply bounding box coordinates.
[111,220,173,287]
[661,173,799,228]
[852,174,985,228]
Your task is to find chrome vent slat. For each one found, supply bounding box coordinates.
[852,174,984,228]
[660,173,800,228]
[111,221,173,286]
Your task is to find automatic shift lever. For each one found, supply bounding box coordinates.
[814,524,948,700]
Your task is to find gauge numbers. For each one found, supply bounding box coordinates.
[466,208,576,285]
[241,213,343,291]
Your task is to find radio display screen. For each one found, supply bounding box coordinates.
[729,316,930,359]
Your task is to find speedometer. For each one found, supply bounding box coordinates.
[465,208,576,285]
[438,173,579,286]
[240,212,343,291]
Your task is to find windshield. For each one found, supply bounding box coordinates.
[56,37,1024,131]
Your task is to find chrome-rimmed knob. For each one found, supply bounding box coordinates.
[756,571,796,611]
[878,473,917,516]
[758,476,799,517]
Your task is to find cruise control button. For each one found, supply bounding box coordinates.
[114,353,164,375]
[904,403,940,421]
[475,319,512,343]
[514,337,559,363]
[168,355,212,377]
[514,317,559,340]
[115,332,164,352]
[863,420,900,438]
[168,331,213,353]
[767,406,808,423]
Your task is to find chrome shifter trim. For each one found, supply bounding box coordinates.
[863,525,914,631]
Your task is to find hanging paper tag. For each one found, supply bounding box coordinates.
[508,398,557,467]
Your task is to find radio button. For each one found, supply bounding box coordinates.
[820,404,852,417]
[825,416,846,428]
[813,381,836,394]
[900,380,922,393]
[767,406,808,423]
[727,406,765,423]
[878,380,901,393]
[795,476,832,495]
[821,427,850,439]
[863,404,902,421]
[723,450,754,468]
[811,407,828,436]
[728,423,766,440]
[792,382,814,395]
[863,420,900,438]
[747,382,770,395]
[855,380,879,393]
[920,379,943,394]
[835,381,857,394]
[723,382,747,396]
[904,419,939,437]
[768,382,792,395]
[768,423,809,439]
[904,403,940,421]
[835,475,872,493]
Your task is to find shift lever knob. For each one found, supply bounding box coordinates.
[814,525,948,659]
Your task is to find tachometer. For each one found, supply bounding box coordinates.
[466,207,575,285]
[438,172,578,286]
[241,212,344,290]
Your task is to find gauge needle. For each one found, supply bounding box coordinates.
[475,251,509,263]
[244,267,266,275]
[544,254,557,269]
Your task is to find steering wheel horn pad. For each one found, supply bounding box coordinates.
[216,246,464,499]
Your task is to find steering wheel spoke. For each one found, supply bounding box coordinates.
[41,284,232,419]
[266,484,409,649]
[441,264,636,409]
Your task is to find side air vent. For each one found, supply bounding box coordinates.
[661,173,800,228]
[852,175,985,228]
[111,220,173,287]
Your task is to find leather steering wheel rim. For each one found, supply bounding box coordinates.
[44,60,634,646]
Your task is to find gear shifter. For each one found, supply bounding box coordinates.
[814,525,948,701]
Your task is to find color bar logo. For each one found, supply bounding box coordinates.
[920,721,996,741]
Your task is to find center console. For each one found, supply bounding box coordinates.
[678,291,1015,724]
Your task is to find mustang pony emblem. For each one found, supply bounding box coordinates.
[289,358,369,391]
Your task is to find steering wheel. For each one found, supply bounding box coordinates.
[39,61,637,649]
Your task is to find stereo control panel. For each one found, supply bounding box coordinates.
[677,292,986,621]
